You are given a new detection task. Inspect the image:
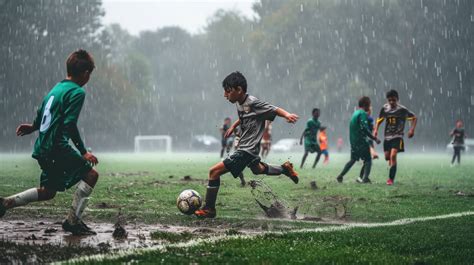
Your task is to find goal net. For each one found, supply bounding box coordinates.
[134,135,172,153]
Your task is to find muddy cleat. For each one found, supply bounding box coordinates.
[336,176,343,183]
[281,161,299,184]
[62,219,97,236]
[356,177,372,184]
[194,207,216,218]
[0,198,6,218]
[386,179,394,186]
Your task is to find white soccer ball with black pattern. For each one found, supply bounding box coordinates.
[177,189,202,215]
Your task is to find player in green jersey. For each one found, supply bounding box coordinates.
[0,50,99,235]
[300,108,323,169]
[336,96,381,183]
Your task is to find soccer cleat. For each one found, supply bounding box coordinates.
[357,177,372,184]
[0,198,6,218]
[194,207,216,218]
[386,179,394,186]
[282,161,299,184]
[62,219,97,236]
[336,176,343,183]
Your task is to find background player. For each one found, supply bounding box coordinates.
[260,121,272,159]
[220,117,233,158]
[336,96,380,184]
[374,89,417,185]
[319,126,329,164]
[300,108,323,169]
[450,119,466,166]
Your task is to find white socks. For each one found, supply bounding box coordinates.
[5,188,39,208]
[68,181,93,224]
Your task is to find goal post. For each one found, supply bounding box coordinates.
[134,135,172,153]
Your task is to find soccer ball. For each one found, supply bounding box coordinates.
[177,189,202,215]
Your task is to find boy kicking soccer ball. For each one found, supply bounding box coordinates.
[0,50,99,235]
[195,71,299,218]
[374,89,417,185]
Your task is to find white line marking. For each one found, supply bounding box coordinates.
[57,211,474,264]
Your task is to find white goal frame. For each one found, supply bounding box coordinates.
[134,135,172,153]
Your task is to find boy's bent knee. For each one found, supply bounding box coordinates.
[38,187,56,200]
[83,169,99,187]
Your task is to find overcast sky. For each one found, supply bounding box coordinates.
[102,0,257,35]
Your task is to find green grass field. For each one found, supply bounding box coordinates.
[0,152,473,264]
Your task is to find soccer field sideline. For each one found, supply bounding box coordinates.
[56,210,474,264]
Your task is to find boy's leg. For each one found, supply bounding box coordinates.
[336,159,356,183]
[0,187,57,217]
[300,151,309,168]
[312,151,322,168]
[388,148,398,181]
[362,159,372,182]
[456,147,461,164]
[238,173,246,187]
[250,161,299,184]
[195,162,228,218]
[66,169,98,225]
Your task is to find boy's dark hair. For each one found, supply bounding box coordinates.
[312,108,320,114]
[67,49,95,77]
[320,126,327,131]
[224,117,231,121]
[222,71,247,92]
[358,96,371,108]
[386,89,399,99]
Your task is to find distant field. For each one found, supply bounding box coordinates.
[0,152,473,264]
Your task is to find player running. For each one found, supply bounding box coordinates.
[450,119,466,166]
[260,121,272,159]
[374,89,417,185]
[220,117,233,158]
[336,96,381,184]
[195,71,299,218]
[0,50,99,235]
[319,126,329,164]
[300,108,323,169]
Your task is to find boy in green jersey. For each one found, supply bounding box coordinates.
[0,50,99,235]
[336,97,381,183]
[299,108,323,169]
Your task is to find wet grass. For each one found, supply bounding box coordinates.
[0,152,473,263]
[150,230,193,243]
[93,215,474,265]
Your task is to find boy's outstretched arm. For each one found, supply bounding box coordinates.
[224,119,240,138]
[374,118,384,138]
[16,108,42,136]
[275,108,299,123]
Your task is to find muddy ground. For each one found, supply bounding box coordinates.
[0,218,265,263]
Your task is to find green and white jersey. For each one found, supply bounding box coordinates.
[304,118,321,146]
[32,80,86,159]
[349,109,371,148]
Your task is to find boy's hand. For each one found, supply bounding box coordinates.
[373,131,378,139]
[16,124,35,136]
[408,129,415,138]
[224,128,234,138]
[83,152,99,166]
[285,113,299,123]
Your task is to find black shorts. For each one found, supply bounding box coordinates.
[223,150,261,178]
[350,145,371,161]
[383,138,405,153]
[37,149,93,192]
